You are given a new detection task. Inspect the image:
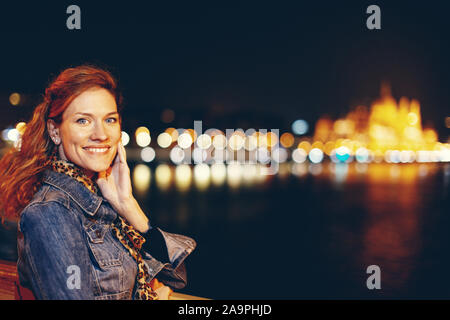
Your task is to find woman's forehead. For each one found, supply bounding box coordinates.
[63,87,117,118]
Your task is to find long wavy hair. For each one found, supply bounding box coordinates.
[0,65,123,223]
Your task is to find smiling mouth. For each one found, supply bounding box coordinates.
[83,147,111,154]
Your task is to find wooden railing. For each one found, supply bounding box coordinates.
[0,260,17,300]
[0,259,207,300]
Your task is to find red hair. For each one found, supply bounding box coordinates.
[0,65,122,223]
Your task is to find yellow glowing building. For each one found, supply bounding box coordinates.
[313,84,440,155]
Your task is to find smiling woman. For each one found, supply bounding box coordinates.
[0,65,196,300]
[47,87,121,178]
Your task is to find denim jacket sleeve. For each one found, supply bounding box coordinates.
[141,226,196,290]
[19,201,95,300]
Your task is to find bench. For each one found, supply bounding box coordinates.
[0,259,33,300]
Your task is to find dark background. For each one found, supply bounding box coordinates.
[0,1,449,137]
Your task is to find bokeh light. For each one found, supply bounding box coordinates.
[165,127,179,141]
[265,131,278,148]
[256,147,271,164]
[7,129,20,142]
[228,132,245,151]
[170,146,185,164]
[121,131,130,146]
[244,135,258,151]
[178,132,193,149]
[135,127,151,147]
[280,132,295,148]
[292,119,308,135]
[271,147,288,163]
[355,147,370,163]
[9,93,21,106]
[157,132,172,148]
[196,134,212,149]
[15,122,27,135]
[297,140,311,153]
[335,146,350,163]
[140,147,156,162]
[292,148,307,163]
[192,148,208,163]
[212,134,227,150]
[308,148,324,163]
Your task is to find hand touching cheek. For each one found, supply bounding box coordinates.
[97,141,150,233]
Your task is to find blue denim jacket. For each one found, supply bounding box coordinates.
[17,169,196,300]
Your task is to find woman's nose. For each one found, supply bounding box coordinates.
[90,122,108,141]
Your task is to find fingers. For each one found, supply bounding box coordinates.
[151,278,172,300]
[114,149,120,165]
[96,175,106,189]
[117,141,127,164]
[155,285,172,300]
[150,278,164,290]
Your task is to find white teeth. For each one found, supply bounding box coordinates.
[85,148,108,153]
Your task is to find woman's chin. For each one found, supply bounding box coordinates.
[95,166,111,174]
[83,165,111,176]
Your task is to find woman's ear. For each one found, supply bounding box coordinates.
[47,119,61,145]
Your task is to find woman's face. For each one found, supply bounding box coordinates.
[50,87,121,175]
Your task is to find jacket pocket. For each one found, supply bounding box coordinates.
[85,223,124,269]
[84,222,129,297]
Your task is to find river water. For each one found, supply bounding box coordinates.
[1,162,449,299]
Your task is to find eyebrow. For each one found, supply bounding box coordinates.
[74,112,119,117]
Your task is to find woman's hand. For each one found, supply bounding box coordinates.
[155,286,172,300]
[97,141,150,233]
[97,141,132,207]
[151,278,173,300]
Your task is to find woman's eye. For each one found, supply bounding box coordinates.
[106,117,118,124]
[76,118,88,125]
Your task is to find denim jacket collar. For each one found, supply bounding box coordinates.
[42,169,103,216]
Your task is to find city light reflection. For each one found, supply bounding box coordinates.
[132,164,151,195]
[193,163,211,191]
[155,164,172,191]
[175,164,192,192]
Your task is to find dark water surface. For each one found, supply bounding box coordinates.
[1,162,449,299]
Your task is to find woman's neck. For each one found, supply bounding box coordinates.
[81,168,97,181]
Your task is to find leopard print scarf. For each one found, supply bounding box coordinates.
[49,152,159,300]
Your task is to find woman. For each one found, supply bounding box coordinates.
[0,65,196,300]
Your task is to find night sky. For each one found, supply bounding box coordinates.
[0,1,449,138]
